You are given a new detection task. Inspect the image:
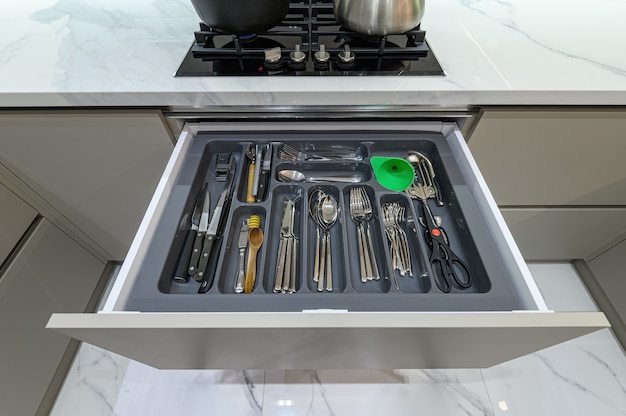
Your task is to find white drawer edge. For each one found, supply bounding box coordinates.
[444,125,548,311]
[102,129,194,312]
[51,311,607,329]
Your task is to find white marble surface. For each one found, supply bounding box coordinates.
[49,263,626,416]
[1,0,626,107]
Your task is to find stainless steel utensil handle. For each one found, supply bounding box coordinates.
[274,239,287,293]
[307,176,361,183]
[235,247,247,293]
[313,227,320,283]
[326,234,332,292]
[283,238,293,293]
[290,239,297,293]
[357,225,367,283]
[361,224,374,280]
[318,232,326,292]
[366,224,380,280]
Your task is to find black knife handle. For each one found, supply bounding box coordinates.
[195,235,215,283]
[173,230,196,283]
[257,170,270,202]
[189,231,205,278]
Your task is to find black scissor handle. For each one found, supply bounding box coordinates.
[420,200,472,292]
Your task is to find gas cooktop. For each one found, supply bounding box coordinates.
[175,0,444,76]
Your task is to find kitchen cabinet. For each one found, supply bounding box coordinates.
[585,240,626,348]
[468,108,626,260]
[47,120,608,370]
[0,110,174,261]
[0,219,105,416]
[0,181,37,264]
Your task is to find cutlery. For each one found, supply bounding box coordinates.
[215,152,232,182]
[274,198,296,293]
[277,143,362,161]
[198,163,236,293]
[234,220,249,293]
[245,144,256,203]
[319,194,338,292]
[189,187,211,280]
[256,144,272,202]
[244,215,263,294]
[278,169,362,183]
[173,183,207,283]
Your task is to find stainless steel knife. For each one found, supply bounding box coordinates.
[173,183,207,283]
[189,187,211,279]
[234,220,249,293]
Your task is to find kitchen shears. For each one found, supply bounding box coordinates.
[405,151,472,293]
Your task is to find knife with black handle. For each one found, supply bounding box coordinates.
[198,162,236,293]
[172,183,207,283]
[189,188,211,279]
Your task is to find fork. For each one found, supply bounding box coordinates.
[277,143,362,161]
[349,188,371,282]
[359,187,380,280]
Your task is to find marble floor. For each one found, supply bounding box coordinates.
[49,263,626,416]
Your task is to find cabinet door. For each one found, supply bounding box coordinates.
[0,181,37,264]
[0,219,105,416]
[501,208,626,260]
[0,110,174,260]
[468,109,626,206]
[48,121,608,370]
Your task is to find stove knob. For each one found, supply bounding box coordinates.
[290,44,306,63]
[314,44,331,70]
[336,45,356,69]
[314,44,331,63]
[264,46,283,70]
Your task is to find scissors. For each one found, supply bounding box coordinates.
[405,151,472,293]
[418,200,471,293]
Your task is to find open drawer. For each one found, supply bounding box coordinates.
[48,121,608,369]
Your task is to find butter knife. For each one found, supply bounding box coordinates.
[234,220,249,293]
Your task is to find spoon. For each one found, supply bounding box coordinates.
[319,195,338,292]
[308,190,324,284]
[244,215,263,294]
[278,169,361,183]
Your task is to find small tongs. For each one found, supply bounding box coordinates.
[405,150,443,206]
[274,198,297,293]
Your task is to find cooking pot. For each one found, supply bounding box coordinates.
[190,0,290,35]
[333,0,425,35]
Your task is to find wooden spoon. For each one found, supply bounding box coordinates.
[244,217,263,294]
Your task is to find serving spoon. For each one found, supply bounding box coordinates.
[278,169,361,183]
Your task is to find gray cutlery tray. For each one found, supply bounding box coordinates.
[123,130,521,312]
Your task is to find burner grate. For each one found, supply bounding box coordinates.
[176,0,444,76]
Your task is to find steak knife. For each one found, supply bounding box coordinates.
[189,187,211,279]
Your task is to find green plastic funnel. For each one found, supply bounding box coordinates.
[370,156,414,192]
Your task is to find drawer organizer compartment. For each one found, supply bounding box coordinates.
[124,130,521,313]
[48,121,609,370]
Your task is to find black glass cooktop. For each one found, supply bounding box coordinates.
[175,0,445,76]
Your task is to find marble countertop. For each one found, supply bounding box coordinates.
[2,0,626,108]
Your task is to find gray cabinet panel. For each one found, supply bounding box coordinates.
[469,109,626,206]
[0,111,173,260]
[0,182,37,264]
[502,208,626,260]
[0,220,104,416]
